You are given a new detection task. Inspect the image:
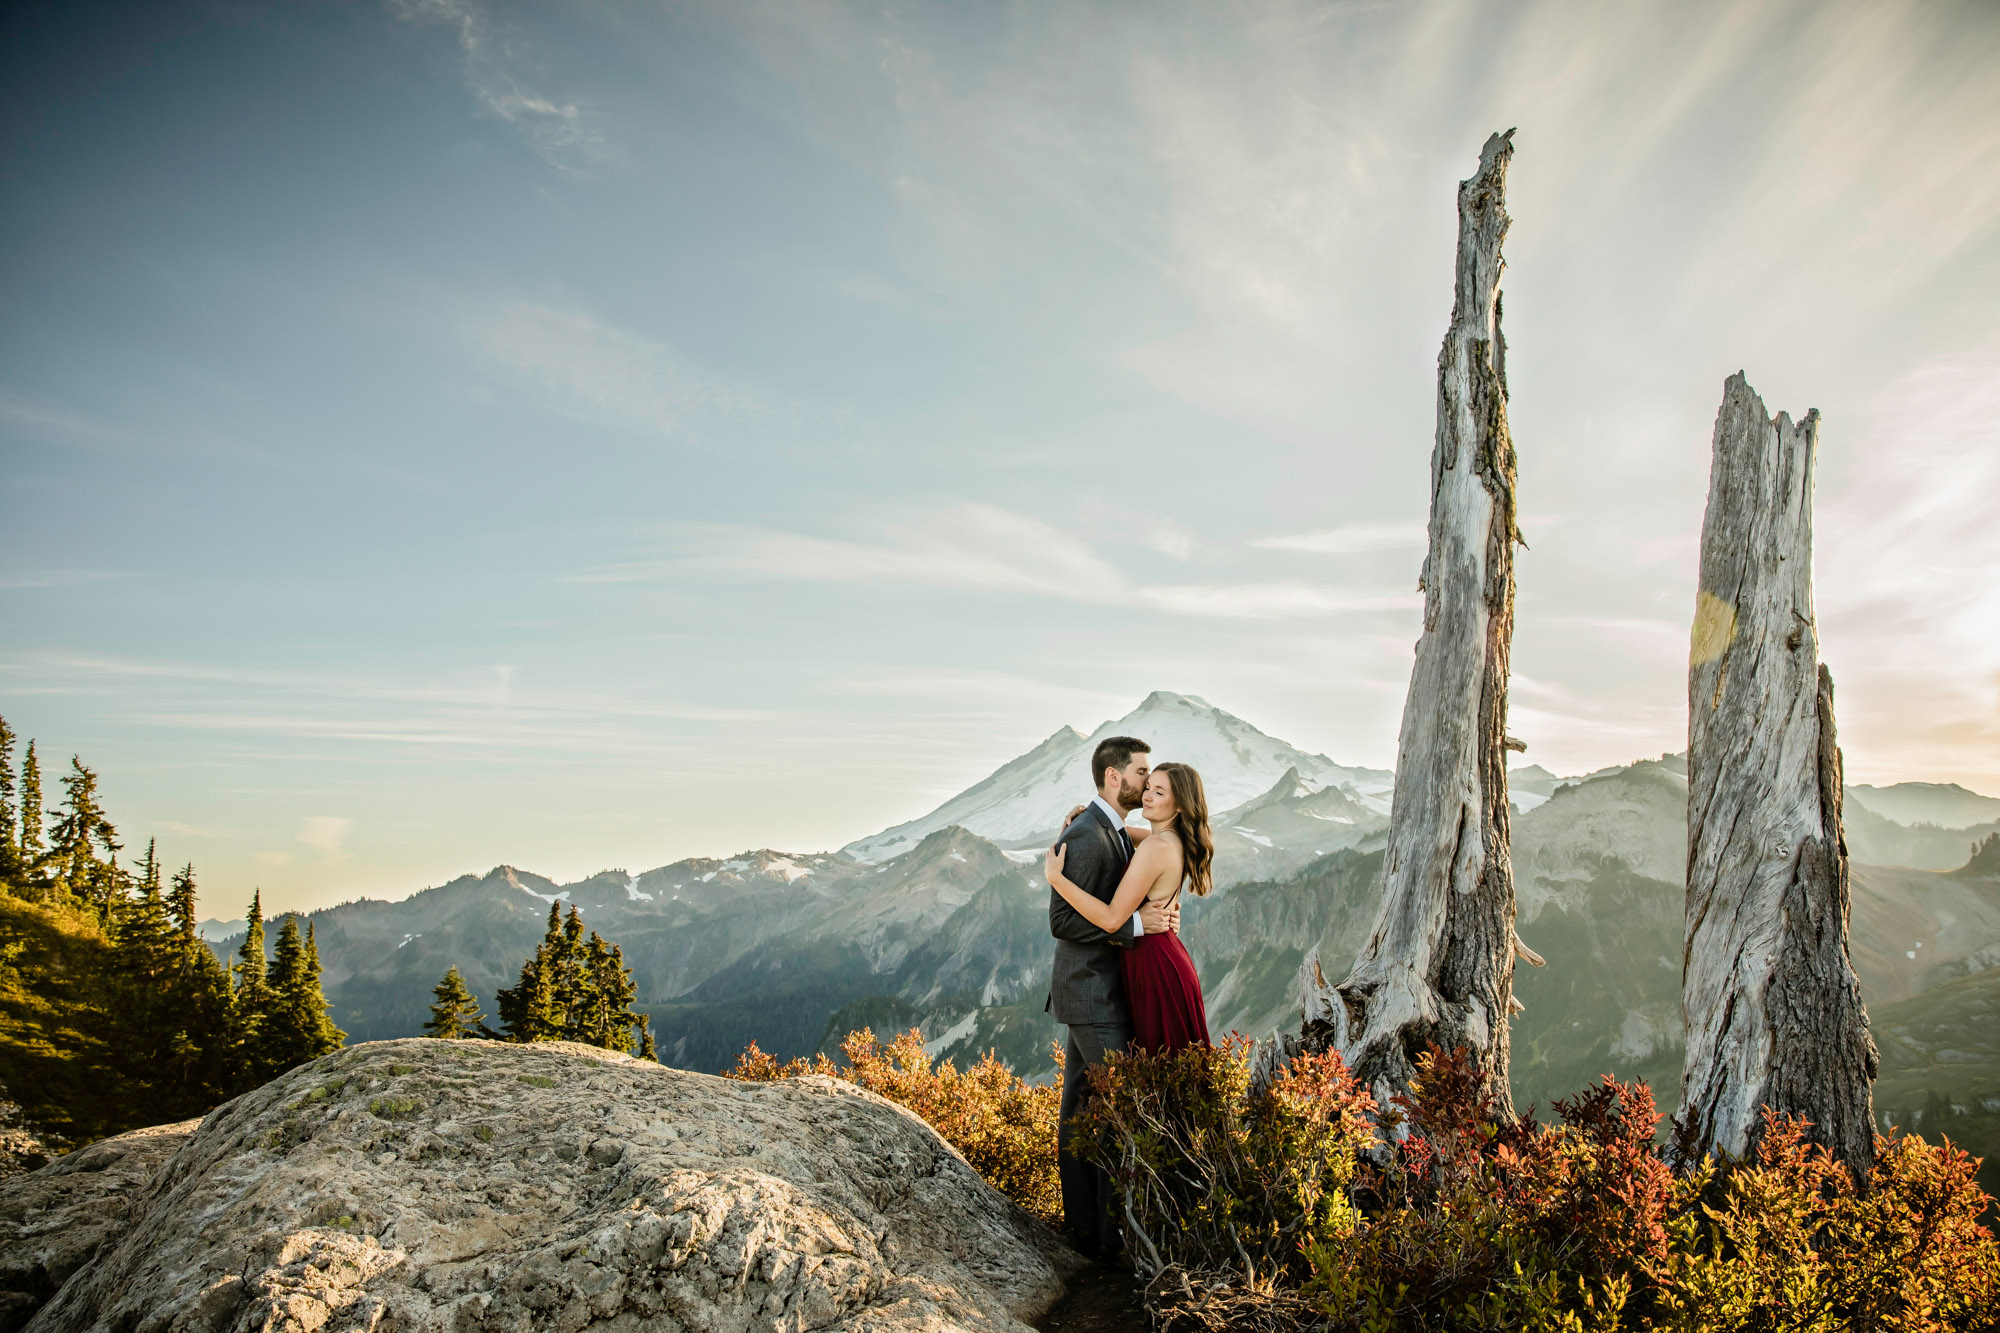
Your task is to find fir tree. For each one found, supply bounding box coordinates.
[115,841,176,986]
[232,890,272,1077]
[496,903,565,1043]
[423,966,484,1039]
[637,1018,657,1062]
[263,916,344,1071]
[164,941,239,1106]
[110,843,180,1100]
[167,864,200,956]
[47,757,120,915]
[18,741,45,891]
[0,715,18,884]
[553,905,591,1040]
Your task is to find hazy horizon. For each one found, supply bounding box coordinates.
[5,0,1998,916]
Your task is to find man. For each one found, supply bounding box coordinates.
[1046,734,1179,1260]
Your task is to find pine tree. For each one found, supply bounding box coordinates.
[115,841,176,985]
[423,966,484,1038]
[496,903,565,1043]
[164,942,239,1106]
[0,715,18,885]
[47,757,120,915]
[18,741,45,892]
[553,905,592,1040]
[231,890,272,1080]
[110,841,179,1099]
[637,1018,657,1062]
[263,916,343,1072]
[167,864,200,956]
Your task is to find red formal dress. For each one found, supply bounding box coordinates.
[1122,910,1210,1053]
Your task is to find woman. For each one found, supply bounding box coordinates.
[1046,761,1213,1053]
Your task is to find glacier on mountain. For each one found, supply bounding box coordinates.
[840,690,1394,862]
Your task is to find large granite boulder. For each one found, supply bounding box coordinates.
[0,1119,199,1332]
[3,1039,1079,1333]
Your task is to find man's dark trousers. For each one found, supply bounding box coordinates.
[1059,1017,1132,1255]
[1045,802,1138,1257]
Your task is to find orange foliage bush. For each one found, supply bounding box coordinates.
[728,1031,2000,1330]
[725,1027,1062,1224]
[1083,1044,2000,1332]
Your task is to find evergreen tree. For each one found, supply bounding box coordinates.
[231,890,272,1078]
[114,841,176,986]
[553,905,592,1040]
[494,903,646,1054]
[496,903,565,1043]
[163,941,239,1107]
[423,966,484,1038]
[18,741,45,891]
[110,843,179,1101]
[167,864,200,956]
[637,1018,657,1062]
[263,916,344,1071]
[47,757,120,915]
[0,715,18,884]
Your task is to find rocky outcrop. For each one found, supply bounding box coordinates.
[4,1039,1080,1333]
[0,1118,198,1332]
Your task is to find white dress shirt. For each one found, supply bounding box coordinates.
[1090,795,1143,935]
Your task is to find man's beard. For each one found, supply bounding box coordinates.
[1118,775,1145,809]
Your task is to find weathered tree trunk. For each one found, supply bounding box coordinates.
[1677,373,1878,1181]
[1291,130,1525,1117]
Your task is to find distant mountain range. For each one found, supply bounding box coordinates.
[202,692,2000,1196]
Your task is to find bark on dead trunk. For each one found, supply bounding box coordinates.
[1677,373,1878,1181]
[1292,130,1524,1117]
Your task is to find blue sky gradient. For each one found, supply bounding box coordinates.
[5,0,1997,915]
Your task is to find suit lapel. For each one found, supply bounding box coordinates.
[1092,804,1131,865]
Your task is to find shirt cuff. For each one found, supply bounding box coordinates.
[1131,910,1144,937]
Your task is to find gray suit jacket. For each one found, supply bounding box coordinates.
[1045,804,1137,1026]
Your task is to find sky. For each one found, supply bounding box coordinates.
[3,0,1997,918]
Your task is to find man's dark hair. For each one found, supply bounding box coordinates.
[1090,736,1150,791]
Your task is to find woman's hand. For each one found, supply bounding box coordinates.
[1064,804,1087,826]
[1045,842,1068,887]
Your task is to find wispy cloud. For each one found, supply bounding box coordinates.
[0,652,770,758]
[387,0,613,174]
[580,503,1423,622]
[1255,523,1428,555]
[468,302,767,439]
[298,815,353,856]
[1140,583,1420,621]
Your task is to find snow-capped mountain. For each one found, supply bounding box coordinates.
[840,691,1394,862]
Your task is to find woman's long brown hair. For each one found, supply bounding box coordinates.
[1152,762,1214,898]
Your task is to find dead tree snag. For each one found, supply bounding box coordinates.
[1677,373,1878,1180]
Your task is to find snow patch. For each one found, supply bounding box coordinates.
[923,1010,980,1058]
[699,872,717,883]
[624,874,654,902]
[948,851,967,863]
[521,887,571,905]
[765,857,812,882]
[397,933,420,949]
[1235,829,1274,848]
[1002,849,1041,864]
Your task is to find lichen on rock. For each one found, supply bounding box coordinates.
[3,1039,1081,1333]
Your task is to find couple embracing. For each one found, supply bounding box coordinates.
[1042,734,1214,1260]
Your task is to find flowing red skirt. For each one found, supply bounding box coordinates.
[1123,929,1211,1054]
